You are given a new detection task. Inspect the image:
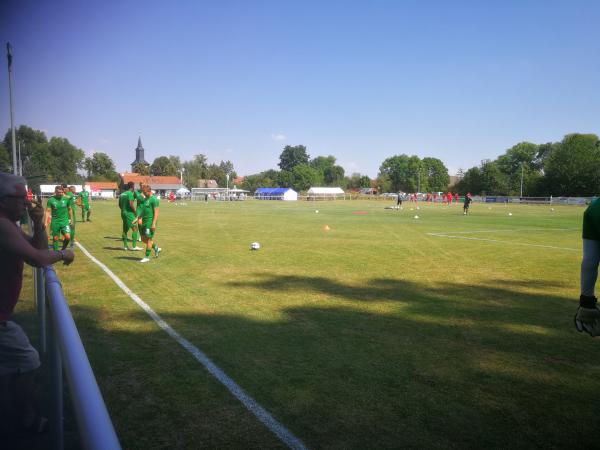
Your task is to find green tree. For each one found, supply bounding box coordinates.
[278,145,309,172]
[456,167,482,195]
[0,143,10,172]
[84,152,118,181]
[345,173,372,189]
[168,155,182,173]
[422,157,449,192]
[543,134,600,196]
[378,154,424,192]
[277,170,294,188]
[479,160,507,195]
[47,137,85,183]
[151,156,177,176]
[132,162,150,176]
[3,125,49,177]
[182,154,208,188]
[218,160,237,185]
[291,164,320,191]
[241,170,279,192]
[496,142,539,195]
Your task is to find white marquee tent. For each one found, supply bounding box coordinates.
[307,187,346,200]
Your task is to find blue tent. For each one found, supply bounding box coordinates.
[254,187,298,200]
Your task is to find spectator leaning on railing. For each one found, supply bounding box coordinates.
[0,172,74,436]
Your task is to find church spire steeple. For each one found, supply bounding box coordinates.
[131,136,149,172]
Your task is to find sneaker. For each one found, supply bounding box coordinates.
[123,247,130,251]
[154,247,162,258]
[131,247,143,251]
[139,257,150,263]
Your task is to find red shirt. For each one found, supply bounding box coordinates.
[0,227,24,321]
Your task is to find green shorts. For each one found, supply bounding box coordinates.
[121,212,137,232]
[142,222,156,239]
[81,204,90,212]
[51,222,71,237]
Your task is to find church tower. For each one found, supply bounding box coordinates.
[131,137,148,172]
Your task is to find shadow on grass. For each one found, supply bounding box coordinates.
[16,273,600,449]
[103,246,126,251]
[114,256,141,261]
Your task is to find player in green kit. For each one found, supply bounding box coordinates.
[64,185,79,248]
[79,188,91,221]
[118,182,142,251]
[137,184,161,263]
[45,185,72,250]
[134,182,145,243]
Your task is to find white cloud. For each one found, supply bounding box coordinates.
[271,133,286,141]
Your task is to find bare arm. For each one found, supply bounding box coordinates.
[0,218,72,267]
[151,207,159,229]
[26,202,49,250]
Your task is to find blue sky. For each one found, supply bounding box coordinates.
[1,0,599,178]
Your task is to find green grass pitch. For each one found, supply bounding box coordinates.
[15,199,600,448]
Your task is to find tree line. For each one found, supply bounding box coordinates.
[2,125,598,196]
[0,125,236,191]
[455,133,600,197]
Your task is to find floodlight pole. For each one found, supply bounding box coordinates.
[520,164,524,197]
[6,42,17,175]
[18,140,22,176]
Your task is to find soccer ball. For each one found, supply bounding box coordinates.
[414,215,419,219]
[508,213,513,216]
[315,210,319,213]
[250,242,260,250]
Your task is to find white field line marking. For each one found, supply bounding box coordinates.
[433,227,579,234]
[76,242,307,450]
[427,228,580,252]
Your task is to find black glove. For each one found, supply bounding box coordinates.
[575,295,600,337]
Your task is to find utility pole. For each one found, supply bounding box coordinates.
[6,42,17,175]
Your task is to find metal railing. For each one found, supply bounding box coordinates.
[35,265,121,450]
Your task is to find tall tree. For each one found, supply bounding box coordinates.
[310,155,344,186]
[150,156,177,176]
[422,157,450,192]
[543,134,600,196]
[496,142,539,195]
[279,145,309,172]
[291,164,320,191]
[3,125,48,177]
[84,152,118,181]
[168,155,182,173]
[182,154,208,187]
[378,154,424,192]
[46,137,85,183]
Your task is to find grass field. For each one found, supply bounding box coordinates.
[14,199,600,449]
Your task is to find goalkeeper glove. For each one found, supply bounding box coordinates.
[575,295,600,337]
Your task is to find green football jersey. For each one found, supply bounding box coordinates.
[47,195,71,225]
[80,190,90,205]
[119,191,135,213]
[141,195,159,223]
[583,197,600,240]
[134,189,145,204]
[64,191,78,222]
